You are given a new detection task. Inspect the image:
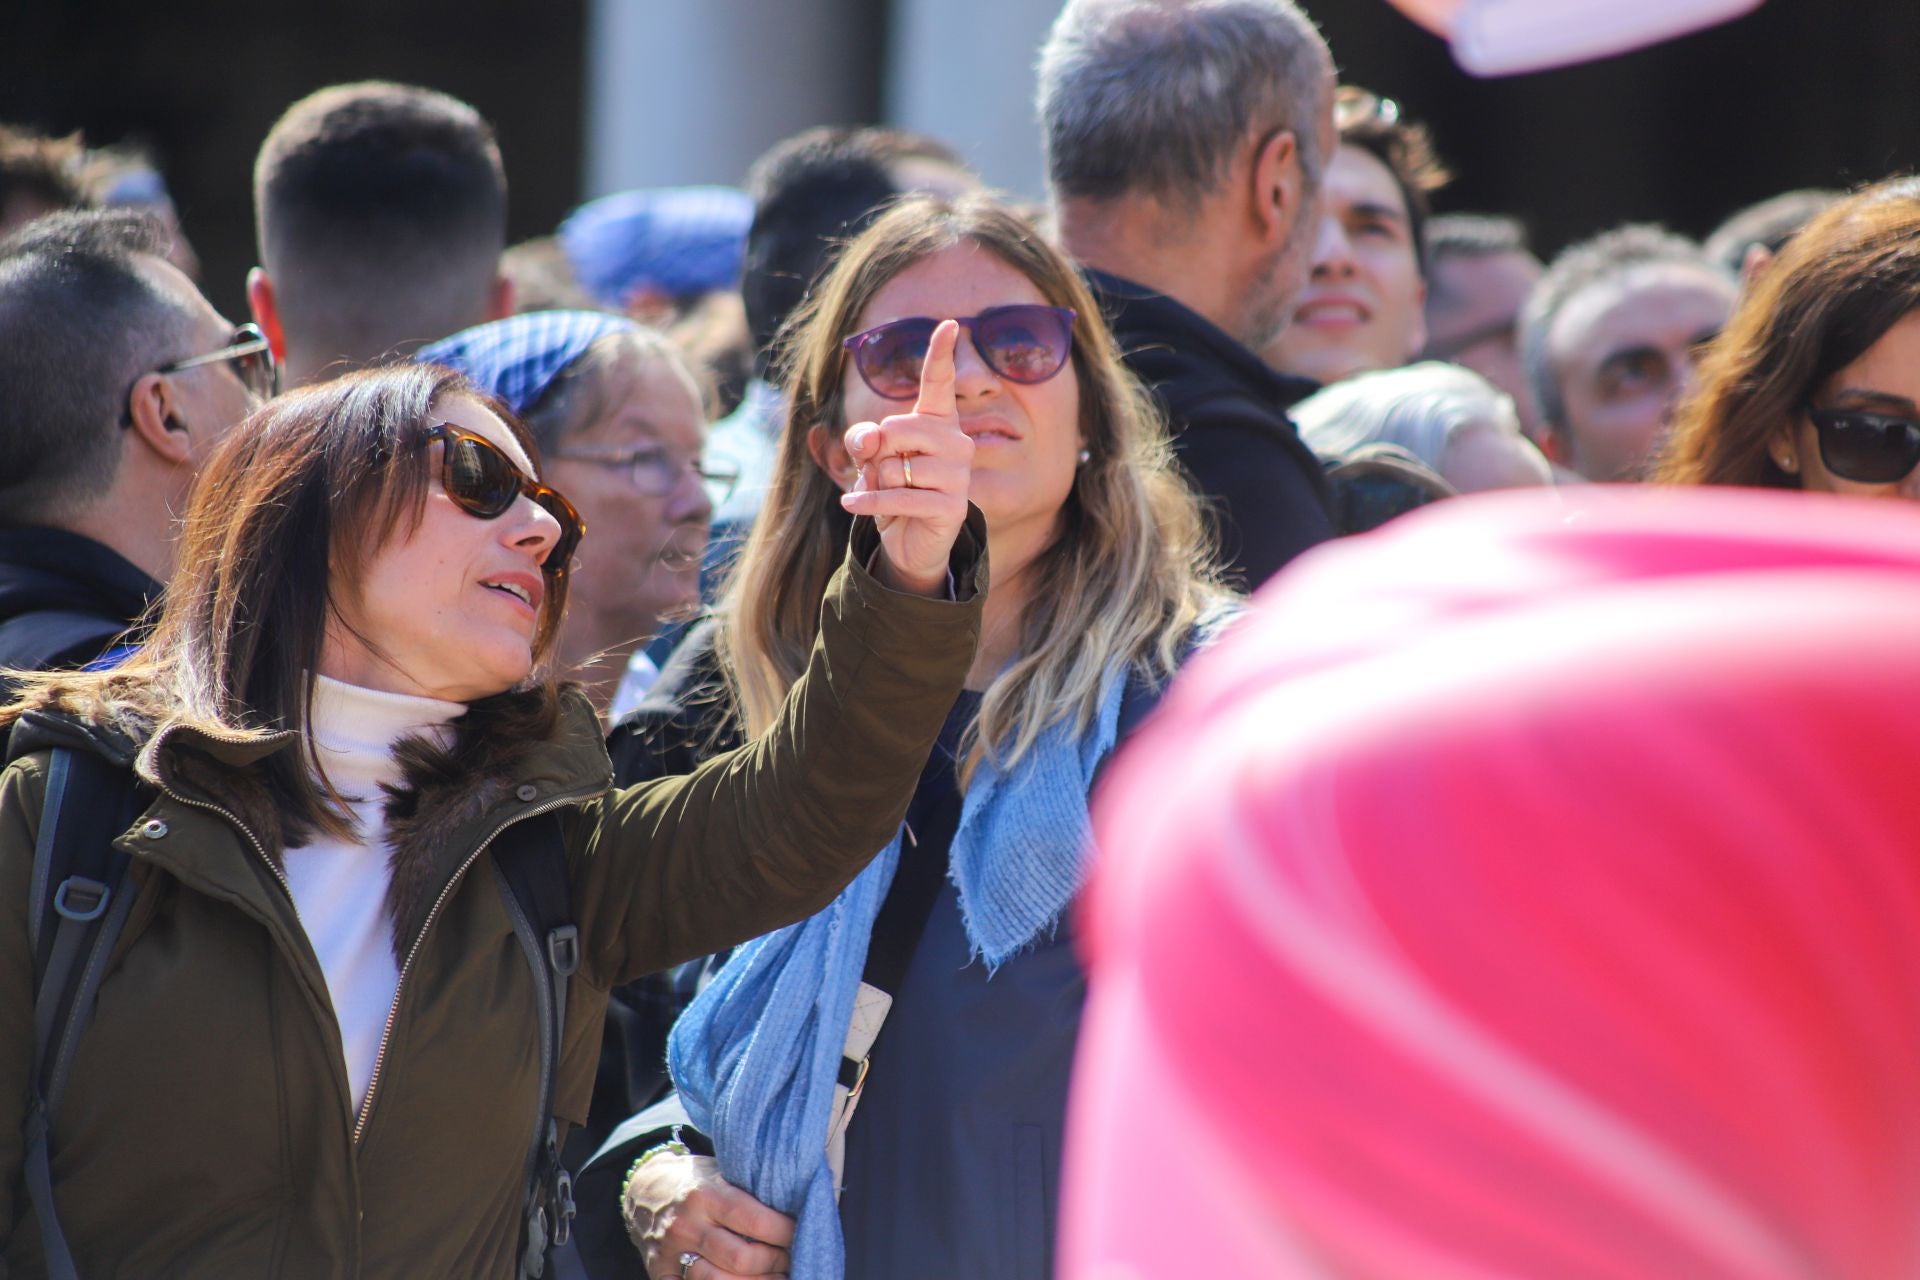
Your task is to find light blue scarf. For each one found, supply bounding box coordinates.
[667,669,1130,1278]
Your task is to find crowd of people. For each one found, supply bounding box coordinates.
[4,1,1920,1277]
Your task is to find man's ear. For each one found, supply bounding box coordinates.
[246,267,286,362]
[489,272,515,322]
[125,371,196,467]
[807,422,858,493]
[1250,127,1304,247]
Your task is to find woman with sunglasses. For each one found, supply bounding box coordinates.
[0,359,980,1276]
[1661,177,1920,496]
[614,194,1225,1280]
[418,310,739,721]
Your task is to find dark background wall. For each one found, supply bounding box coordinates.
[3,0,588,318]
[1313,0,1920,255]
[3,0,1915,319]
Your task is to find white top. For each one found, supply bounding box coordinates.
[284,674,465,1111]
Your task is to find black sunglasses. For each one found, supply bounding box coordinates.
[422,423,585,576]
[840,304,1076,400]
[1805,407,1920,485]
[157,323,278,401]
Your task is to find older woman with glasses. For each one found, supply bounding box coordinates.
[613,193,1228,1280]
[1660,176,1920,499]
[421,311,740,719]
[0,355,980,1277]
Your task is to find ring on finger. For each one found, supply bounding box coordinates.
[679,1251,701,1278]
[902,455,915,489]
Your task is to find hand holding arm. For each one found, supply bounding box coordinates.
[624,1151,794,1280]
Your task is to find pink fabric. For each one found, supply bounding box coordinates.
[1063,488,1920,1280]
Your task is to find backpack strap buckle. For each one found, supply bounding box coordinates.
[52,876,110,923]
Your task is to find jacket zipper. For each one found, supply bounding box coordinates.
[146,725,295,903]
[351,794,588,1147]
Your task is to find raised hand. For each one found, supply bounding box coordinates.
[840,319,975,596]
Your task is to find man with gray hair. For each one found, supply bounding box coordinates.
[1040,0,1338,587]
[0,210,267,675]
[1519,224,1735,483]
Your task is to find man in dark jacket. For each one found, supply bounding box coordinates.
[0,210,265,677]
[1039,0,1339,589]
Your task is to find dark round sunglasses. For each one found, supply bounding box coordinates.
[1805,407,1920,485]
[422,423,585,576]
[840,304,1076,400]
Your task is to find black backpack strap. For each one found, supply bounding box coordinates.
[24,745,143,1280]
[491,810,579,1280]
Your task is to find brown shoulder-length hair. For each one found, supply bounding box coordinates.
[2,363,571,839]
[1660,177,1920,487]
[721,192,1226,783]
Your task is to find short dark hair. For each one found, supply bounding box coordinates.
[254,82,507,367]
[1335,87,1450,276]
[1702,188,1844,278]
[740,126,964,372]
[0,209,191,523]
[0,125,91,228]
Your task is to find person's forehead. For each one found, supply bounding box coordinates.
[576,350,707,448]
[1550,265,1733,362]
[1325,145,1409,219]
[856,243,1047,327]
[1434,251,1538,312]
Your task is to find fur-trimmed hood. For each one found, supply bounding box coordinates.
[8,684,613,963]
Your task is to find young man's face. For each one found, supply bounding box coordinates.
[1264,145,1426,387]
[1544,263,1735,482]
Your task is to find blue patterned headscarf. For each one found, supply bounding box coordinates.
[558,185,753,308]
[415,310,636,416]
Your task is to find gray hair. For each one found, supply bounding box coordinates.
[0,209,192,524]
[1518,224,1727,435]
[1294,361,1519,474]
[1038,0,1332,208]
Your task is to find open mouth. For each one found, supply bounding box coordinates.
[480,578,538,611]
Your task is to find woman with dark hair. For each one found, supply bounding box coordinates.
[615,193,1228,1280]
[0,360,979,1276]
[1660,177,1920,497]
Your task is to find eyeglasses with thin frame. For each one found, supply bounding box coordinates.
[420,422,586,576]
[548,443,741,505]
[840,304,1077,401]
[157,323,278,401]
[1804,405,1920,485]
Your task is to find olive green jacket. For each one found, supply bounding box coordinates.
[0,529,984,1278]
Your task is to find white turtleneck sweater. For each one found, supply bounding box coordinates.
[288,675,466,1110]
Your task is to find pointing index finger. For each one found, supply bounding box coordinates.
[913,318,961,420]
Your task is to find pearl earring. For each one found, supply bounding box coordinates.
[1078,448,1091,465]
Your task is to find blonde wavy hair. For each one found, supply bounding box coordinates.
[720,193,1226,782]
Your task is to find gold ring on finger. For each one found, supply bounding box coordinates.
[902,455,915,489]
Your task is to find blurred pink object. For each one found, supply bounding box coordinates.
[1386,0,1763,73]
[1064,488,1920,1280]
